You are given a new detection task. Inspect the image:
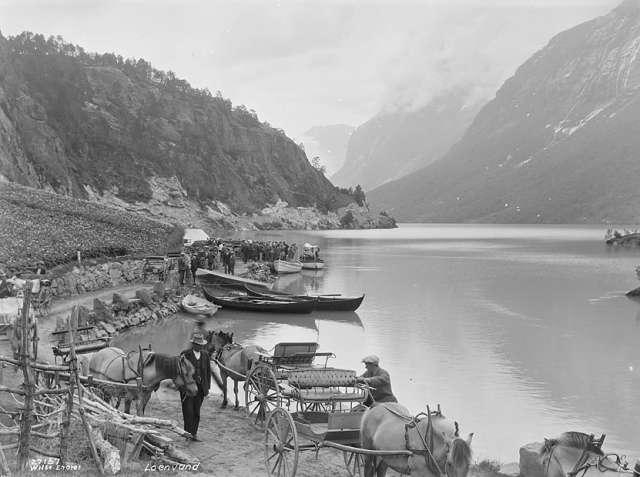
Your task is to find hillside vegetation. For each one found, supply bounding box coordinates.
[0,182,181,272]
[0,32,354,216]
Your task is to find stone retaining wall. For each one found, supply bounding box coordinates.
[54,284,181,344]
[49,259,145,298]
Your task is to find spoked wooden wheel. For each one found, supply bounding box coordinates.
[343,451,365,477]
[265,407,298,477]
[301,401,329,413]
[246,364,281,427]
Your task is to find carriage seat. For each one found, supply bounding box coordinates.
[286,368,366,402]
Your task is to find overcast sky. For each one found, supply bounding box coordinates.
[0,0,617,139]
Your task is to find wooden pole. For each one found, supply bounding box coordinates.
[17,283,33,470]
[59,309,76,464]
[0,445,10,476]
[68,306,105,475]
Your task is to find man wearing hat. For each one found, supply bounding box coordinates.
[356,355,397,406]
[180,328,212,441]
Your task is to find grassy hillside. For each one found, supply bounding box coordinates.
[0,182,182,272]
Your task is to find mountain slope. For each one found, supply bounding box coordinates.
[0,32,352,219]
[298,124,354,176]
[333,88,484,191]
[369,0,640,223]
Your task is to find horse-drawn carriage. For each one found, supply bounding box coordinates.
[209,337,469,477]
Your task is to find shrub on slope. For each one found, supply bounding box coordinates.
[0,182,181,271]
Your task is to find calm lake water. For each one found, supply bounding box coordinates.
[115,224,640,461]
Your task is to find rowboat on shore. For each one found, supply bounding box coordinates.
[202,289,315,314]
[244,285,365,312]
[195,268,273,290]
[181,294,219,316]
[273,259,303,274]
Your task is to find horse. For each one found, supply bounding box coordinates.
[360,402,473,477]
[540,432,636,477]
[88,346,198,415]
[205,330,267,409]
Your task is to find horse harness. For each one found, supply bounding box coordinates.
[384,405,448,477]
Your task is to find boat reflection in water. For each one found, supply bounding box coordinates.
[314,311,363,327]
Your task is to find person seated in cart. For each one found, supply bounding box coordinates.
[356,355,398,406]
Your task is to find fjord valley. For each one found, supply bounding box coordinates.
[368,0,640,224]
[332,87,484,192]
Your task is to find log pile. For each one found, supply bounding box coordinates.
[0,299,197,475]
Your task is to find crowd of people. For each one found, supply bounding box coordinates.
[0,182,175,273]
[177,240,239,285]
[178,238,301,285]
[238,240,298,263]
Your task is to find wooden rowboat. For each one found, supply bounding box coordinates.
[202,287,315,314]
[273,260,303,274]
[244,285,365,312]
[195,268,273,290]
[181,294,219,316]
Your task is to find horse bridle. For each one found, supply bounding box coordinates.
[545,443,636,477]
[384,407,449,477]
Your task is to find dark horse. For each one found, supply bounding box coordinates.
[89,346,198,415]
[205,330,267,408]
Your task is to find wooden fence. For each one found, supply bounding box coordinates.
[0,282,193,474]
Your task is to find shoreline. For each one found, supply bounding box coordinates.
[1,282,521,476]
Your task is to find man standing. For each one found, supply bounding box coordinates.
[180,329,211,441]
[190,253,199,284]
[178,253,188,286]
[356,355,397,406]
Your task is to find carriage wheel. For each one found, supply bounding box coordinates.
[264,407,298,477]
[343,451,365,477]
[246,364,280,428]
[302,401,329,413]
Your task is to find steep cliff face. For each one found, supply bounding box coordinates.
[370,0,640,223]
[298,124,354,176]
[0,33,351,217]
[333,88,484,191]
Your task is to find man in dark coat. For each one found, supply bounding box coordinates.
[356,355,398,407]
[180,329,212,441]
[190,254,199,284]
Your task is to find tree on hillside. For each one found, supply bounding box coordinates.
[311,156,326,175]
[353,184,366,206]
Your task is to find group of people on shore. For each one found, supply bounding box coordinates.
[177,240,237,285]
[238,240,298,263]
[177,238,302,286]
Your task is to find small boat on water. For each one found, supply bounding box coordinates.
[195,268,273,290]
[300,243,325,269]
[181,294,219,316]
[300,258,325,270]
[273,259,303,274]
[244,285,365,312]
[202,290,315,314]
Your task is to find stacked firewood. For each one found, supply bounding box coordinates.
[28,384,197,474]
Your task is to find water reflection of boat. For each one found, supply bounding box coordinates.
[112,310,319,354]
[211,308,318,333]
[314,311,364,327]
